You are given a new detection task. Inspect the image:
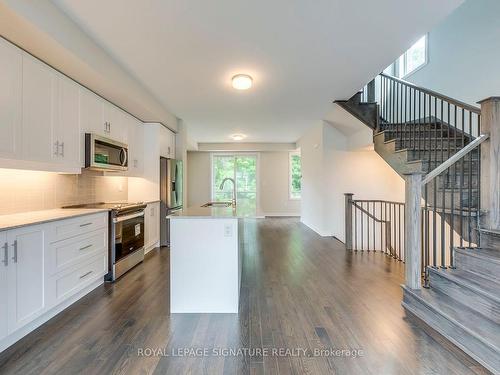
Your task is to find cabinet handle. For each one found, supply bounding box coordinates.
[79,271,93,279]
[80,222,92,227]
[60,142,65,157]
[54,141,60,156]
[79,244,93,251]
[108,122,111,132]
[11,240,17,263]
[2,242,8,267]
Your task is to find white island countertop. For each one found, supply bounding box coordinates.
[0,208,110,231]
[169,205,258,219]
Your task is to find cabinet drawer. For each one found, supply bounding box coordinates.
[47,228,107,276]
[47,253,106,306]
[50,213,108,243]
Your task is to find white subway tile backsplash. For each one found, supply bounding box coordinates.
[0,169,128,215]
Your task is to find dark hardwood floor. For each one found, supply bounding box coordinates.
[0,218,489,375]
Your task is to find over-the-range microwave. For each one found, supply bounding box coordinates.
[85,133,128,171]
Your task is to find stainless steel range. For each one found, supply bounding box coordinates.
[64,202,147,281]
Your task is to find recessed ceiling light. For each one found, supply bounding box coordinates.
[231,74,253,90]
[231,134,246,141]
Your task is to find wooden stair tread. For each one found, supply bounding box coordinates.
[428,268,500,303]
[403,286,500,351]
[456,247,500,264]
[479,228,500,236]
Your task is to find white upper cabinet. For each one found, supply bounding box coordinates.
[104,103,128,143]
[22,54,55,163]
[53,74,80,167]
[159,126,175,158]
[79,87,105,136]
[127,118,144,177]
[6,225,46,334]
[0,37,137,174]
[0,231,7,341]
[0,38,22,160]
[22,54,80,170]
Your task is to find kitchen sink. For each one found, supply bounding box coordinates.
[202,201,233,208]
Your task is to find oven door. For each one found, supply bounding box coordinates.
[114,211,145,263]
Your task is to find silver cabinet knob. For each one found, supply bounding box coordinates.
[11,240,17,263]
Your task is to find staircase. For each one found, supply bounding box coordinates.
[337,73,500,374]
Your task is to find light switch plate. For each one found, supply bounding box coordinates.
[224,224,233,237]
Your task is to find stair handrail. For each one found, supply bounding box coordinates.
[351,201,389,223]
[422,133,490,185]
[379,73,481,115]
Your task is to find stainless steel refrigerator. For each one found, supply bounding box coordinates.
[160,157,183,246]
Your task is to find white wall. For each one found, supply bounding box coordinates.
[403,0,500,106]
[259,152,300,216]
[325,126,405,241]
[298,122,405,240]
[187,151,300,216]
[297,124,329,235]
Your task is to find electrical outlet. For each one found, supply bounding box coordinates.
[224,224,233,237]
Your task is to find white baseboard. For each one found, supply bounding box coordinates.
[263,212,300,217]
[0,278,103,353]
[300,219,332,237]
[145,240,160,254]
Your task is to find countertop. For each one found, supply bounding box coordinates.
[0,208,110,231]
[169,205,258,219]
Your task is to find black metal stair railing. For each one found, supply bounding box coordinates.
[345,195,405,261]
[352,73,485,284]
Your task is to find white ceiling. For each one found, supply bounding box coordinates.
[52,0,462,143]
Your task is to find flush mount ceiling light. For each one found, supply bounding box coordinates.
[231,134,246,141]
[231,74,253,90]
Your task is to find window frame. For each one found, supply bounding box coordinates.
[288,151,301,201]
[397,34,428,79]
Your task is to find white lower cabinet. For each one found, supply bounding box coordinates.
[0,212,108,353]
[6,224,46,334]
[0,231,8,341]
[145,202,160,252]
[46,252,107,308]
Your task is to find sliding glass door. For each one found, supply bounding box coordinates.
[212,154,257,213]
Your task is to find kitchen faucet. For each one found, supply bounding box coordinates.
[219,177,236,207]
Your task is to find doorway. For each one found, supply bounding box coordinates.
[211,154,258,213]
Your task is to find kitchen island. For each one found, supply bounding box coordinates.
[168,205,253,313]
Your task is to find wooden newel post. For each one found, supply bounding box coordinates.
[404,173,422,290]
[345,193,354,251]
[478,97,500,231]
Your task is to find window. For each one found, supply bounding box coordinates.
[211,154,258,213]
[396,35,427,78]
[289,151,301,200]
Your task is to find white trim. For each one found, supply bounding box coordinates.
[288,150,301,200]
[299,218,332,237]
[398,34,428,79]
